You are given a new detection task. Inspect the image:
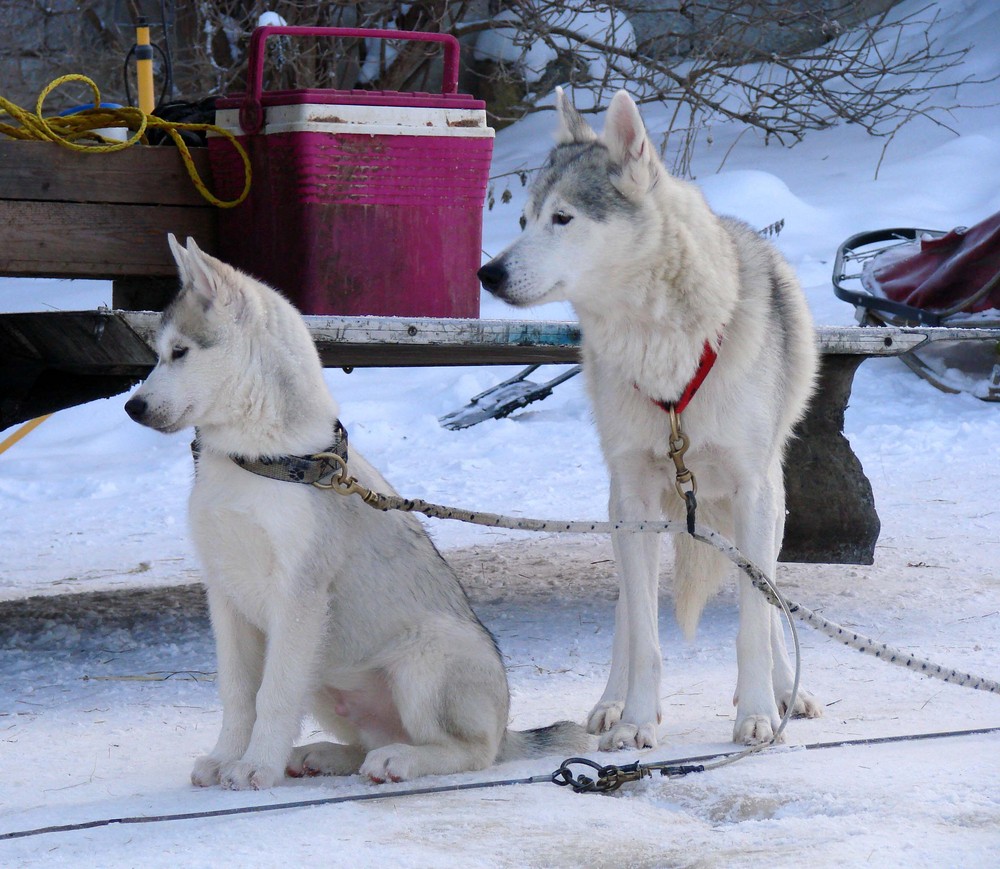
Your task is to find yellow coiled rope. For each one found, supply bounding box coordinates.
[0,74,251,208]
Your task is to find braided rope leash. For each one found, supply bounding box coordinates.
[314,455,1000,696]
[0,74,251,208]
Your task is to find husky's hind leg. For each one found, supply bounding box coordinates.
[769,607,823,718]
[768,497,823,719]
[732,460,787,744]
[586,591,629,735]
[771,468,823,718]
[287,742,366,777]
[359,630,507,782]
[361,741,495,783]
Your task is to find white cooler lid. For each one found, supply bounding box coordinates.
[214,103,494,138]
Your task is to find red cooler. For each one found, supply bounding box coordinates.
[208,26,494,317]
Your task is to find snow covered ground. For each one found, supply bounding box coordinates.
[1,0,998,864]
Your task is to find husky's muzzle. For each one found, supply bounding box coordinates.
[124,394,188,433]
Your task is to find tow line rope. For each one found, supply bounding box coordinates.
[3,726,998,842]
[0,75,251,208]
[314,454,1000,697]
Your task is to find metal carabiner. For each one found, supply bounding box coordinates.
[551,757,646,793]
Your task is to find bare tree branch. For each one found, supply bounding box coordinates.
[31,0,995,179]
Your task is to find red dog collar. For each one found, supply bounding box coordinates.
[651,337,721,415]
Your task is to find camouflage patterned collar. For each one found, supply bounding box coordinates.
[191,420,349,485]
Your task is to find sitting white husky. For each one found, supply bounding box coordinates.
[478,90,822,749]
[125,235,591,790]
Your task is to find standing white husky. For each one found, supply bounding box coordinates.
[125,235,591,790]
[479,90,822,749]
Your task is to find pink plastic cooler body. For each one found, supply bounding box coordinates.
[208,27,494,318]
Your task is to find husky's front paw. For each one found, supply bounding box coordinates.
[598,721,658,751]
[733,713,783,745]
[777,687,824,719]
[586,700,624,734]
[219,759,283,790]
[191,755,223,787]
[360,744,424,783]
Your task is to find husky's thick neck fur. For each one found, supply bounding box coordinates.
[142,236,339,459]
[549,89,737,403]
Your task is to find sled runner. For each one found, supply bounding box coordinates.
[833,211,1000,400]
[439,364,581,430]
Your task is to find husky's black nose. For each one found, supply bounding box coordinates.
[124,396,147,422]
[477,260,508,295]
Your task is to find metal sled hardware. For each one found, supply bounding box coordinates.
[439,364,581,430]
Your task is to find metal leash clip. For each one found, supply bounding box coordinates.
[666,407,699,534]
[551,757,648,793]
[310,453,381,505]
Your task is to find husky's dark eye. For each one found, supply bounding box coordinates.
[552,210,573,226]
[171,345,189,361]
[519,214,527,231]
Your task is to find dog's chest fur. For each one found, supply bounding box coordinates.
[189,453,322,627]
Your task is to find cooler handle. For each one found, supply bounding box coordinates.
[240,26,461,134]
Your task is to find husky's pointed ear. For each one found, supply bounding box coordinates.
[554,87,597,145]
[184,238,244,319]
[603,90,659,199]
[167,232,193,285]
[184,247,220,309]
[185,236,208,259]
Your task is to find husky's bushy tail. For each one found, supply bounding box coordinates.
[498,721,595,761]
[672,501,733,639]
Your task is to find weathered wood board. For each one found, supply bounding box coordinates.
[0,139,218,280]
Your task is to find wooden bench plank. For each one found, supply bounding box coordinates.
[9,311,994,371]
[3,311,995,564]
[0,201,217,278]
[120,313,996,367]
[0,139,218,283]
[0,139,215,206]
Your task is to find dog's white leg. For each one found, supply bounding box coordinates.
[732,465,785,744]
[192,587,265,787]
[587,591,629,734]
[595,470,663,751]
[767,478,823,720]
[361,742,492,783]
[769,608,821,718]
[218,596,326,790]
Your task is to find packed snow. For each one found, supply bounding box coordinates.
[1,1,998,865]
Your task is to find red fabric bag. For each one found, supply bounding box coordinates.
[863,210,1000,314]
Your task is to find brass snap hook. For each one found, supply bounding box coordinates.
[310,452,359,494]
[310,453,382,505]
